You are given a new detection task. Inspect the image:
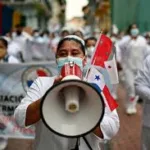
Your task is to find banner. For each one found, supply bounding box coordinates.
[24,41,56,62]
[0,61,58,139]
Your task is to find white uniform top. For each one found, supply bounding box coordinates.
[117,35,147,70]
[8,55,20,63]
[135,55,150,128]
[7,32,33,62]
[0,55,20,63]
[14,77,120,150]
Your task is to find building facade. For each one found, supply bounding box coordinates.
[1,0,52,30]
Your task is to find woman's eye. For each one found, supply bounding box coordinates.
[72,53,78,56]
[72,51,80,56]
[59,52,67,57]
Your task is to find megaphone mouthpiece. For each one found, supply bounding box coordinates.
[63,86,80,113]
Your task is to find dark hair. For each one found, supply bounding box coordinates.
[126,23,137,35]
[61,30,70,35]
[57,38,85,55]
[85,37,97,45]
[73,31,84,39]
[33,29,39,33]
[82,5,89,11]
[0,38,8,48]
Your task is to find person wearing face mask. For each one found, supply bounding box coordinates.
[0,37,20,63]
[85,37,97,58]
[11,24,23,39]
[143,33,150,57]
[14,35,119,150]
[118,24,147,115]
[33,29,40,39]
[130,27,139,38]
[84,37,97,76]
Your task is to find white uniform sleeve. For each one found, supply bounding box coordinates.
[115,43,122,63]
[100,107,120,140]
[8,55,20,63]
[14,77,55,127]
[135,56,150,101]
[144,45,150,58]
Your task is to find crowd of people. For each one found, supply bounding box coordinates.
[0,23,150,149]
[110,23,150,150]
[0,24,98,64]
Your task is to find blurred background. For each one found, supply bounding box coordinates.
[0,0,150,36]
[0,0,149,150]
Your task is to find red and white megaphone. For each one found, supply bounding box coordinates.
[40,61,105,138]
[60,61,83,113]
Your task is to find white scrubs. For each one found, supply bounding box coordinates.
[14,77,120,150]
[135,55,150,150]
[118,35,147,111]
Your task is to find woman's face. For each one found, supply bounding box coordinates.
[0,41,6,49]
[0,41,7,59]
[86,39,96,47]
[56,40,85,59]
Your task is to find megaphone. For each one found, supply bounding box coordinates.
[40,62,105,138]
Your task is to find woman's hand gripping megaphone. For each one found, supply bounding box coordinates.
[25,76,63,127]
[54,75,63,84]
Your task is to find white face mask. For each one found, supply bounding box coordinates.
[87,46,95,57]
[33,32,39,38]
[12,32,16,38]
[57,56,84,73]
[130,28,139,37]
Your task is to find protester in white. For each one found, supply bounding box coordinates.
[14,35,120,150]
[118,24,147,115]
[135,55,150,150]
[7,27,33,62]
[85,36,97,59]
[144,33,150,57]
[84,36,97,82]
[49,32,61,53]
[0,37,19,63]
[32,29,43,43]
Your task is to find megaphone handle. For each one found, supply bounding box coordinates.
[83,136,93,150]
[70,138,80,150]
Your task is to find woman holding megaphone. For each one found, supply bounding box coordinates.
[14,35,120,150]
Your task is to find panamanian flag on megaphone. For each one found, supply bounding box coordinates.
[90,34,119,84]
[86,67,118,111]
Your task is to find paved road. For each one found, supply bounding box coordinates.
[110,83,143,150]
[5,83,143,150]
